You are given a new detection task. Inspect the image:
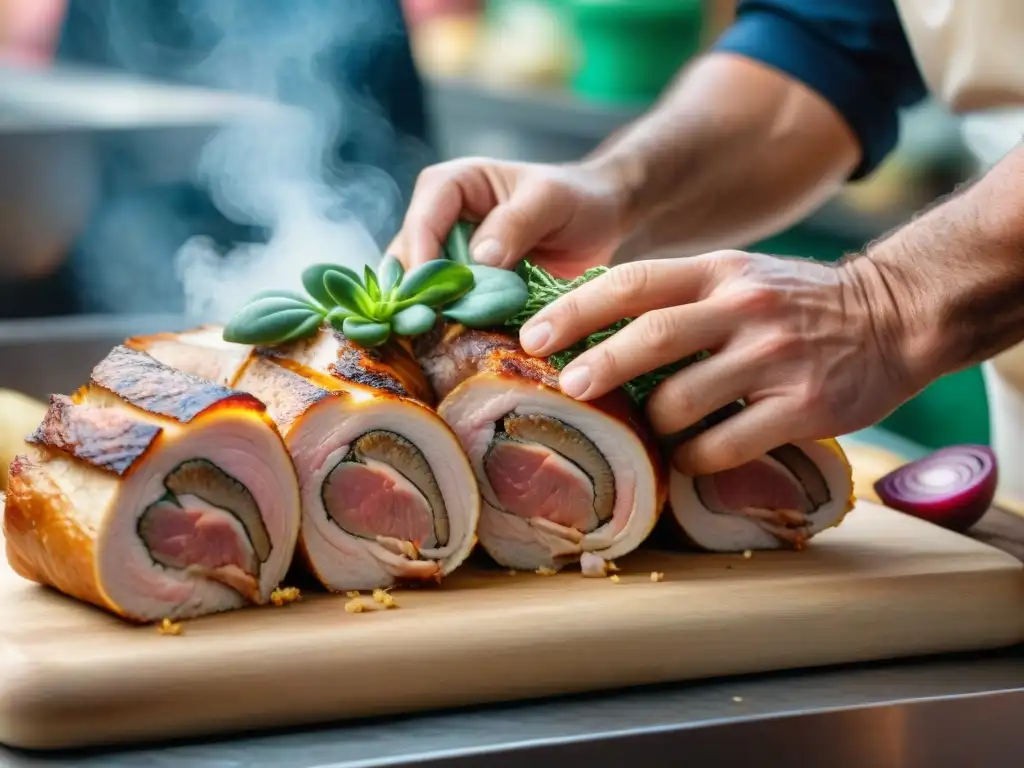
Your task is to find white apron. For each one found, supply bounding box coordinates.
[893,0,1024,507]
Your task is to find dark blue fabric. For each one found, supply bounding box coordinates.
[712,0,928,179]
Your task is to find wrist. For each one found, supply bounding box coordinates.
[576,145,651,244]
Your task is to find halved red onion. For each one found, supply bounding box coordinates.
[873,444,997,533]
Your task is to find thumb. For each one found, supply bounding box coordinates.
[468,183,566,269]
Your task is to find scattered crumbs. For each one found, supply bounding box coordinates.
[372,588,398,609]
[732,696,744,703]
[158,618,182,636]
[344,598,365,614]
[609,574,621,584]
[346,590,361,598]
[742,550,752,560]
[650,572,665,583]
[536,566,557,576]
[345,596,389,614]
[271,586,301,607]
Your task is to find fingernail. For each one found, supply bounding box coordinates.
[559,365,592,398]
[472,238,503,266]
[519,321,551,353]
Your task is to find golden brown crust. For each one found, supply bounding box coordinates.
[26,395,163,477]
[3,456,126,619]
[419,323,669,511]
[90,345,266,424]
[234,356,333,434]
[267,329,434,405]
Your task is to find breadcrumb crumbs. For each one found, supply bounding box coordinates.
[346,591,361,598]
[344,599,364,614]
[535,566,557,576]
[372,588,397,609]
[270,586,301,606]
[609,574,621,584]
[742,550,752,560]
[158,618,182,636]
[650,572,665,583]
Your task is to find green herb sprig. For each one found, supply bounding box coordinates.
[222,222,530,349]
[501,261,706,405]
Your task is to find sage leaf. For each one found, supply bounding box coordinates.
[444,220,476,265]
[395,260,474,308]
[223,297,324,345]
[302,263,359,309]
[377,253,404,295]
[363,265,381,302]
[441,265,530,327]
[342,316,391,348]
[324,268,376,317]
[391,304,436,337]
[325,305,362,331]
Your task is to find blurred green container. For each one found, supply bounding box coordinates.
[565,0,704,105]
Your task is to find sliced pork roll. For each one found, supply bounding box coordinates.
[667,438,855,551]
[3,345,300,623]
[128,326,479,592]
[414,323,667,573]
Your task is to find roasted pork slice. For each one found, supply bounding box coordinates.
[2,345,301,623]
[128,326,479,592]
[414,323,667,572]
[667,438,855,551]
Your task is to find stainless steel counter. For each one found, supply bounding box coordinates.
[1,315,1020,767]
[3,648,1023,767]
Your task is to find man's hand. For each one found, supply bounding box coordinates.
[389,158,627,277]
[517,251,917,476]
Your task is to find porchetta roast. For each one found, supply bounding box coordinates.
[3,345,301,622]
[129,326,480,592]
[414,323,667,573]
[667,428,855,552]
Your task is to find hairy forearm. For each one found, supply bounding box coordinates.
[845,143,1024,388]
[581,52,861,258]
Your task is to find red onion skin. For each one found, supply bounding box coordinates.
[873,445,998,533]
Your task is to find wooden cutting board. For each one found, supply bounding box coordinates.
[1,499,1023,751]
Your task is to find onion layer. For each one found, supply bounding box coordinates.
[873,444,997,533]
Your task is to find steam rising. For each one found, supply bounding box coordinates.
[74,1,428,320]
[173,1,403,322]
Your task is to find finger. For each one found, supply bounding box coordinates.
[643,349,752,435]
[518,257,720,357]
[554,305,732,401]
[466,181,568,269]
[400,162,497,269]
[671,397,801,476]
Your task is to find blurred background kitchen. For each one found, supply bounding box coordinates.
[0,0,1017,459]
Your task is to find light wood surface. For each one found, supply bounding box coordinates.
[0,499,1022,751]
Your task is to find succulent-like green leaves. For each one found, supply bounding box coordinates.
[221,221,534,351]
[395,260,474,307]
[323,269,375,318]
[444,220,475,265]
[342,316,391,347]
[391,304,437,336]
[223,293,325,345]
[442,265,529,326]
[377,254,404,295]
